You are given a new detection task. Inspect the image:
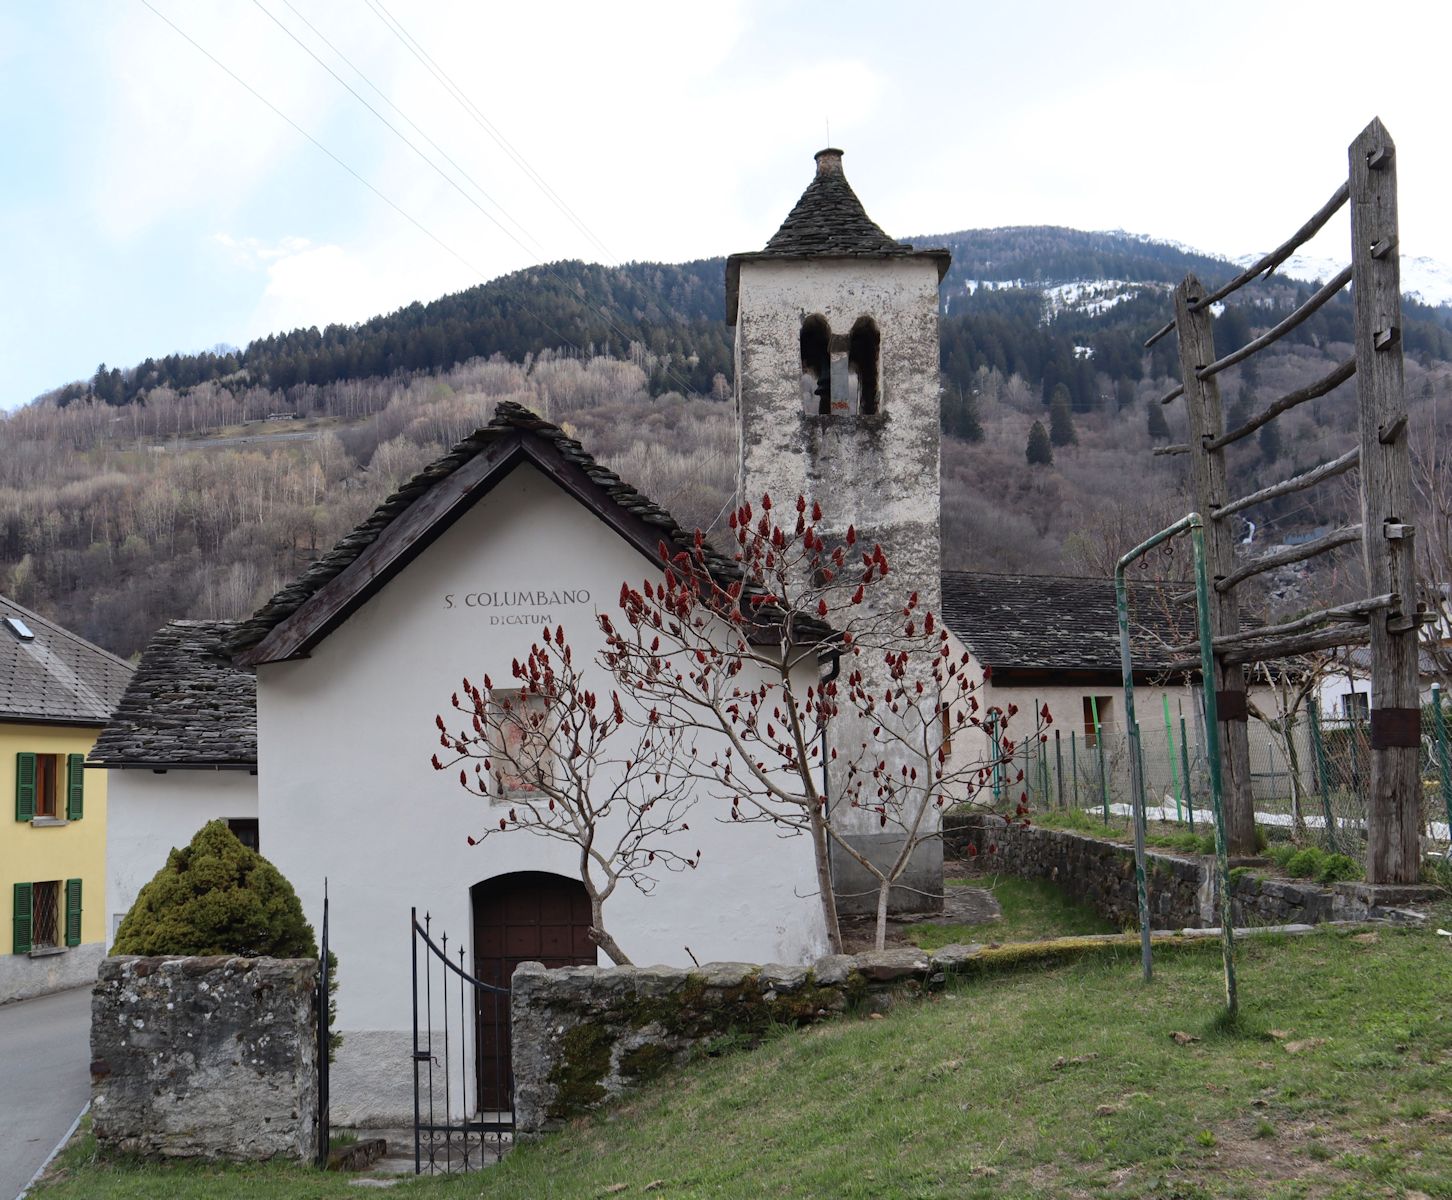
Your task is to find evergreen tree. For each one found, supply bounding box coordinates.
[943,386,984,443]
[1147,400,1171,441]
[1026,420,1053,466]
[1049,386,1077,446]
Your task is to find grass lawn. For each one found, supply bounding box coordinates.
[908,875,1117,949]
[34,919,1452,1199]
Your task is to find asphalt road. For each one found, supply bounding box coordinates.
[0,985,91,1200]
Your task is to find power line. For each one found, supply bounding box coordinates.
[256,0,703,399]
[362,0,618,264]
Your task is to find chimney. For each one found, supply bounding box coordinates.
[814,148,845,176]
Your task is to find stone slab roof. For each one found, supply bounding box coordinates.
[0,594,133,726]
[725,149,950,323]
[940,571,1198,681]
[227,401,830,663]
[89,621,256,768]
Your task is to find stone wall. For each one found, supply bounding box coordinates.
[941,814,1424,930]
[91,955,318,1161]
[944,815,1213,929]
[512,945,985,1134]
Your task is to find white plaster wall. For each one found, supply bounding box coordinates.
[258,464,828,1123]
[105,769,259,948]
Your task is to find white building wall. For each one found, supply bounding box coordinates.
[104,769,258,948]
[257,464,827,1125]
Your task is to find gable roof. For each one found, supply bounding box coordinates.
[0,594,133,726]
[939,571,1199,683]
[89,621,256,769]
[228,402,825,667]
[725,149,950,323]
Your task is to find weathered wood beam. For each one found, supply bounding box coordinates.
[1158,382,1185,406]
[1205,357,1357,451]
[1144,319,1176,350]
[1189,181,1350,312]
[1175,273,1256,857]
[1211,445,1360,520]
[1215,524,1362,593]
[1152,443,1190,457]
[1350,118,1421,884]
[1169,594,1395,654]
[1197,266,1353,381]
[1163,624,1372,674]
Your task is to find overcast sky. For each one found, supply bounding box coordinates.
[3,0,1449,409]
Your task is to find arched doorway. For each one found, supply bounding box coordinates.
[471,872,596,1110]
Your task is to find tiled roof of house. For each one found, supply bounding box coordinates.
[939,571,1198,678]
[227,401,830,660]
[89,621,256,768]
[0,594,133,726]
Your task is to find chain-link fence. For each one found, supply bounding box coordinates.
[994,695,1452,854]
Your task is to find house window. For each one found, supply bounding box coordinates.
[491,693,552,799]
[1341,692,1369,720]
[1082,696,1113,748]
[228,818,260,851]
[14,752,84,822]
[12,878,81,954]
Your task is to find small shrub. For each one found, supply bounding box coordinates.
[1266,843,1298,869]
[112,820,316,957]
[1316,853,1361,884]
[1283,847,1327,880]
[1254,826,1270,853]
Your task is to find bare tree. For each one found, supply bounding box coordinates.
[1245,656,1333,840]
[433,624,699,966]
[1411,405,1452,690]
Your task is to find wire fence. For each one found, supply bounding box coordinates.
[995,693,1452,854]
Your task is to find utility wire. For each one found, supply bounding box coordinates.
[138,0,590,361]
[258,0,703,400]
[362,0,618,264]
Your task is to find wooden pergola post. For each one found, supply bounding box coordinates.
[1349,118,1422,884]
[1173,276,1258,858]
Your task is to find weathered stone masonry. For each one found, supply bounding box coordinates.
[91,955,318,1161]
[511,947,988,1134]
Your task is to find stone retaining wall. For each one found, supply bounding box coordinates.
[91,955,318,1161]
[941,814,1428,930]
[512,946,985,1134]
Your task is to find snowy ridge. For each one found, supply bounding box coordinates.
[1232,250,1452,309]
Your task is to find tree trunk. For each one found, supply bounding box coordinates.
[874,879,891,951]
[809,808,843,953]
[587,895,632,966]
[1281,718,1306,840]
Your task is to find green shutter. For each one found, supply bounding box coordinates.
[65,879,82,947]
[15,752,35,822]
[66,754,85,821]
[12,882,32,954]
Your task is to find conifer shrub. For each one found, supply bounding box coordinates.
[112,819,316,958]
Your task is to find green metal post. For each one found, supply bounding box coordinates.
[989,712,1002,804]
[1115,513,1236,1008]
[1306,698,1338,853]
[1179,714,1195,832]
[1071,731,1080,809]
[1054,729,1064,809]
[1433,683,1451,852]
[1090,695,1109,824]
[1164,694,1182,822]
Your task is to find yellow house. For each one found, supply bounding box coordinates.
[1,596,132,1002]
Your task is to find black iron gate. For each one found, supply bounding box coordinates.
[316,882,331,1169]
[411,907,512,1174]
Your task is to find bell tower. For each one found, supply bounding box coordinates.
[726,148,951,914]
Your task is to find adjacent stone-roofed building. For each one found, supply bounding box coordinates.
[89,621,256,769]
[939,571,1196,684]
[0,594,132,725]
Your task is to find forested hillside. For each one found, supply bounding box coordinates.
[9,226,1452,658]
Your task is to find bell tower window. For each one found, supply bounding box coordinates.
[849,317,880,415]
[800,314,831,415]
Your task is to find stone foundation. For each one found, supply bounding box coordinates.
[0,941,103,1004]
[91,955,318,1161]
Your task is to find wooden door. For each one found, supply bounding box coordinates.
[472,872,595,1111]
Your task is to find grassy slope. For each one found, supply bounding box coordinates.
[35,923,1452,1200]
[910,875,1116,948]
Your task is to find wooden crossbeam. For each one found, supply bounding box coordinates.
[1211,445,1360,520]
[1197,266,1353,381]
[1206,357,1357,451]
[1163,624,1372,673]
[1169,594,1395,654]
[1215,524,1362,593]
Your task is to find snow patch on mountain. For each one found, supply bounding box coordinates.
[1232,251,1452,309]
